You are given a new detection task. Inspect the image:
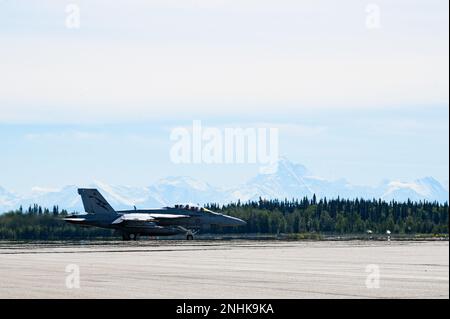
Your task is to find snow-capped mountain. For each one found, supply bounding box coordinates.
[21,185,81,211]
[0,158,448,213]
[147,176,223,206]
[230,159,448,203]
[380,177,449,203]
[230,158,373,201]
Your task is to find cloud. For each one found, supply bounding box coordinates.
[24,131,107,141]
[236,123,327,137]
[0,0,448,123]
[31,186,60,194]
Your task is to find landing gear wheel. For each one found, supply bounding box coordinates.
[186,234,194,240]
[130,233,138,241]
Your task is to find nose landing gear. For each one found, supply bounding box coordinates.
[177,226,196,240]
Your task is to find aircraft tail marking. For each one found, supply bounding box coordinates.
[78,188,117,215]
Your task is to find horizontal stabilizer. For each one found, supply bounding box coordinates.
[64,218,86,222]
[63,217,87,224]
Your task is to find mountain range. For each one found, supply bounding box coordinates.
[0,158,448,213]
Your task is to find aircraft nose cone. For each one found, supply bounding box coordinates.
[227,216,247,226]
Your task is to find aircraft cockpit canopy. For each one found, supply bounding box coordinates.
[173,204,206,212]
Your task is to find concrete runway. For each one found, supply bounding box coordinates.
[0,240,448,299]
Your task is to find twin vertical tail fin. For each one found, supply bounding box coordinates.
[78,188,117,215]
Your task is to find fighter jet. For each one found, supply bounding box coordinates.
[64,188,246,240]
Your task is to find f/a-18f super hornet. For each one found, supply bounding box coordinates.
[64,188,246,240]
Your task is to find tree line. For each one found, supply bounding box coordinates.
[0,205,114,240]
[208,196,449,235]
[0,197,448,240]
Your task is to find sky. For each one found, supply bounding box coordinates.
[0,0,449,193]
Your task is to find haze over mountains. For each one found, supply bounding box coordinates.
[0,158,448,213]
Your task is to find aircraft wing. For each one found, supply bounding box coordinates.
[112,213,190,225]
[148,214,191,219]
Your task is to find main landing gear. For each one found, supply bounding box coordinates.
[122,233,139,241]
